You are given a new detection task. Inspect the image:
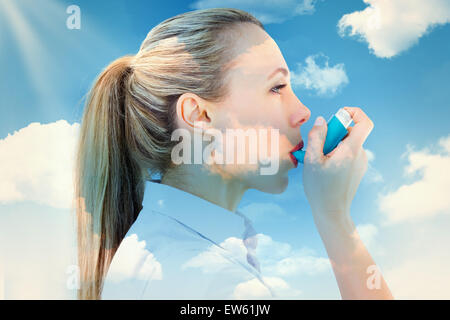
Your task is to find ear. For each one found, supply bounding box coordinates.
[176,93,212,131]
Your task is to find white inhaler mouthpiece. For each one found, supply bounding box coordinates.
[292,108,353,164]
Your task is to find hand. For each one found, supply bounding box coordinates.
[302,107,373,221]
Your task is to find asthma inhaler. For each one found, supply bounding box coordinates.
[292,108,353,164]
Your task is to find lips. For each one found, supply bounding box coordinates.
[289,140,304,168]
[290,140,304,153]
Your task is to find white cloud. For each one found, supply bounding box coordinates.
[107,234,162,283]
[291,53,349,96]
[181,236,248,274]
[190,0,317,24]
[265,254,330,277]
[338,0,450,58]
[380,216,450,299]
[257,234,330,276]
[0,203,76,299]
[0,120,79,209]
[364,148,384,183]
[365,148,375,162]
[356,223,378,248]
[378,135,450,223]
[182,233,330,278]
[0,259,5,300]
[385,254,450,299]
[255,233,293,261]
[356,223,385,257]
[232,276,302,299]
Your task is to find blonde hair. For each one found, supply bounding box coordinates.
[74,8,264,300]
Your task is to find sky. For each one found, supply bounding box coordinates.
[0,0,450,299]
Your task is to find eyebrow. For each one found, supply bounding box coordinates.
[267,67,289,80]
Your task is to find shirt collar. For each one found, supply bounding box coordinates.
[142,179,261,274]
[142,180,252,242]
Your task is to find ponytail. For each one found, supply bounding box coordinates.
[75,55,147,299]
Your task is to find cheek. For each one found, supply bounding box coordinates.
[223,91,275,127]
[260,94,289,128]
[237,97,263,124]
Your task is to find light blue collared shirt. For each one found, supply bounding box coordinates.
[102,180,276,299]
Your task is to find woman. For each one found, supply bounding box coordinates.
[75,8,393,300]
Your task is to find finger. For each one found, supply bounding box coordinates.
[305,116,328,164]
[342,107,374,155]
[343,126,352,139]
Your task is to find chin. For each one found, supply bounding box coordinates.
[252,174,289,194]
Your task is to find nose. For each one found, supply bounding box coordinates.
[290,98,311,128]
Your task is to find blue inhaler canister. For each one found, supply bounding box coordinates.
[292,108,353,164]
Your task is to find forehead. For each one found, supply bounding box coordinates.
[223,24,288,82]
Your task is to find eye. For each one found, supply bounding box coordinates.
[271,84,287,94]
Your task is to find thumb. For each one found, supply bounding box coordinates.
[305,116,328,163]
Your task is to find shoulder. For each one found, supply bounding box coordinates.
[101,180,275,299]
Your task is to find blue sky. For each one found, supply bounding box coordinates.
[1,0,450,299]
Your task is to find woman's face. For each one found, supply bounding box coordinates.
[209,23,311,193]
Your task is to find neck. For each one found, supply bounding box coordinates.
[161,164,248,212]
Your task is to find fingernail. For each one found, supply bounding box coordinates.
[314,116,325,126]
